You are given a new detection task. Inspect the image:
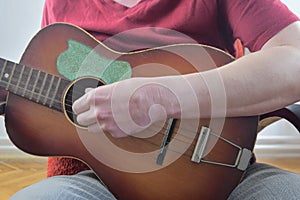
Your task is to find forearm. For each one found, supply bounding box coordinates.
[73,23,300,137]
[219,46,300,116]
[162,22,300,119]
[191,46,300,118]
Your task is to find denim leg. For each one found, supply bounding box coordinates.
[228,163,300,200]
[10,170,116,200]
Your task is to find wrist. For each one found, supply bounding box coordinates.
[146,75,198,120]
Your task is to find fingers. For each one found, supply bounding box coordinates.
[72,88,94,115]
[76,108,98,126]
[72,87,116,135]
[71,80,152,138]
[85,88,93,93]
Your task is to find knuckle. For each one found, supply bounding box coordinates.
[95,110,104,121]
[86,92,95,105]
[130,93,144,106]
[95,109,112,121]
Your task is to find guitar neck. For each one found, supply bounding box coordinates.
[0,58,69,112]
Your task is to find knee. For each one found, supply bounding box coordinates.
[10,176,71,200]
[228,163,300,200]
[10,173,116,200]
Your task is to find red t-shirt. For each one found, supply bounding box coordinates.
[42,0,298,55]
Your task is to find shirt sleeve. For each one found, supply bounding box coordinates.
[220,0,299,52]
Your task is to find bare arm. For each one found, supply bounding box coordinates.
[183,21,300,118]
[73,21,300,137]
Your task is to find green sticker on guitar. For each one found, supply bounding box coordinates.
[57,40,131,84]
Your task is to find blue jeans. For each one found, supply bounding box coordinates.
[10,163,300,200]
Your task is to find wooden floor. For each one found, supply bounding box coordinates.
[0,158,47,200]
[0,158,299,200]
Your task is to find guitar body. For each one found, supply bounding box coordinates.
[4,23,258,199]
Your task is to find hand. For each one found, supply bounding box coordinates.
[72,78,179,138]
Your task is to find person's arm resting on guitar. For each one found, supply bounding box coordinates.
[72,21,300,138]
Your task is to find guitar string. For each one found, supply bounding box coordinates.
[1,63,243,164]
[0,72,210,145]
[1,58,240,147]
[2,67,234,157]
[2,77,236,161]
[1,67,79,106]
[3,65,105,106]
[4,64,197,126]
[136,132,232,162]
[4,69,200,128]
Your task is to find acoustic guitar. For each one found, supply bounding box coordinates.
[2,23,258,199]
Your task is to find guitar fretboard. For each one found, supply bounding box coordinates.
[0,58,70,112]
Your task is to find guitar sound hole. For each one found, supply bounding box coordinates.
[63,77,105,128]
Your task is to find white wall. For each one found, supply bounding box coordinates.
[0,1,45,62]
[0,0,299,158]
[281,0,300,16]
[0,0,45,158]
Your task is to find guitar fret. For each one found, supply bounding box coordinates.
[29,70,40,100]
[43,75,55,106]
[0,60,8,90]
[22,67,33,97]
[36,73,48,103]
[0,60,7,81]
[6,63,17,90]
[14,65,25,94]
[0,58,69,113]
[50,77,61,108]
